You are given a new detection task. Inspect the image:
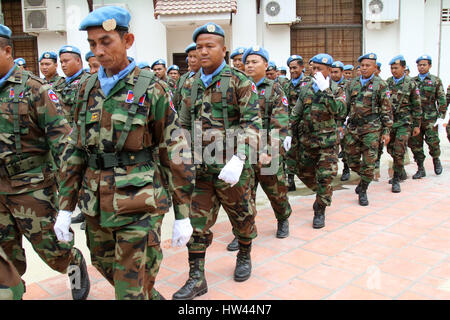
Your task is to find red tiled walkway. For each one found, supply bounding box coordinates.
[23,158,450,300]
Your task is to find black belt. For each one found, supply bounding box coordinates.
[87,148,153,169]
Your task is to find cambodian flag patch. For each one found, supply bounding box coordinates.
[73,80,80,85]
[169,98,177,113]
[125,90,134,103]
[282,97,288,106]
[216,81,220,89]
[48,89,59,103]
[301,82,307,87]
[261,89,265,96]
[138,94,146,106]
[386,90,391,98]
[369,84,373,90]
[9,88,14,98]
[251,83,257,94]
[19,91,23,98]
[416,89,420,95]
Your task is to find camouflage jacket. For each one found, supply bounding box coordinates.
[386,75,422,129]
[332,77,348,93]
[0,66,71,195]
[178,64,262,172]
[412,74,447,120]
[346,75,393,135]
[45,74,65,88]
[446,85,450,106]
[290,79,347,149]
[286,75,311,114]
[174,71,195,111]
[256,78,289,157]
[58,67,194,227]
[53,69,89,125]
[275,76,289,96]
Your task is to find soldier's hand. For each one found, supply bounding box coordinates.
[412,127,420,137]
[54,210,73,242]
[172,218,193,247]
[313,72,330,91]
[381,134,390,146]
[218,155,244,187]
[259,153,272,166]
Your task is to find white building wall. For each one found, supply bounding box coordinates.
[232,0,257,51]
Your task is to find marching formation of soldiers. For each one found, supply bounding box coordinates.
[0,6,448,300]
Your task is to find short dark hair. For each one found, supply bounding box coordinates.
[0,37,13,49]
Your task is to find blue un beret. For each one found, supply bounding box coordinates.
[343,64,354,71]
[167,65,180,73]
[85,51,95,62]
[192,23,225,42]
[287,55,303,66]
[331,61,344,69]
[0,24,12,39]
[310,53,334,67]
[39,51,57,62]
[151,59,166,69]
[389,55,406,65]
[278,66,287,72]
[14,58,26,66]
[377,62,382,68]
[137,61,150,69]
[230,47,246,59]
[59,45,82,57]
[242,46,269,64]
[267,61,277,71]
[416,54,432,64]
[79,5,131,31]
[185,42,197,53]
[358,53,377,62]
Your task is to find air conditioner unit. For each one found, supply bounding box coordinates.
[365,0,399,22]
[22,0,65,33]
[263,0,296,25]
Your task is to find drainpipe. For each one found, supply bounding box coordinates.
[438,0,443,77]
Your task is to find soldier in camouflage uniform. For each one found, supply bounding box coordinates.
[168,64,181,82]
[331,61,351,181]
[343,65,354,80]
[173,23,264,300]
[385,55,422,193]
[0,24,90,300]
[230,47,246,73]
[285,54,309,191]
[408,55,447,178]
[54,45,89,125]
[265,61,277,81]
[0,246,24,300]
[54,6,195,300]
[243,46,291,237]
[151,58,177,94]
[174,42,200,111]
[276,66,290,96]
[344,53,393,206]
[39,51,65,87]
[85,51,100,74]
[287,54,346,229]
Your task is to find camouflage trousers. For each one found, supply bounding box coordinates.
[387,124,411,174]
[0,246,24,300]
[187,166,257,252]
[0,185,79,277]
[408,118,441,163]
[344,128,381,183]
[251,161,291,221]
[292,145,338,207]
[83,212,164,300]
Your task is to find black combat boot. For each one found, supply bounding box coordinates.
[226,236,239,251]
[288,174,296,191]
[340,163,350,181]
[412,162,426,179]
[358,181,369,206]
[276,219,289,238]
[355,181,361,194]
[172,254,207,300]
[71,212,85,224]
[312,201,326,229]
[391,172,401,193]
[234,242,252,282]
[69,248,90,300]
[389,167,408,184]
[433,158,443,175]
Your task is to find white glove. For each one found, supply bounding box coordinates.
[434,113,449,134]
[313,72,330,91]
[218,155,244,187]
[171,218,193,247]
[54,210,73,242]
[433,118,445,127]
[283,136,292,152]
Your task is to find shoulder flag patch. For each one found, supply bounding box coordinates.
[386,90,391,98]
[125,90,134,103]
[251,82,257,94]
[9,88,14,98]
[48,89,59,103]
[282,97,288,106]
[169,98,177,113]
[138,94,146,106]
[261,89,265,96]
[415,88,420,96]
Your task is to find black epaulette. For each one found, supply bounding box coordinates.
[28,72,46,85]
